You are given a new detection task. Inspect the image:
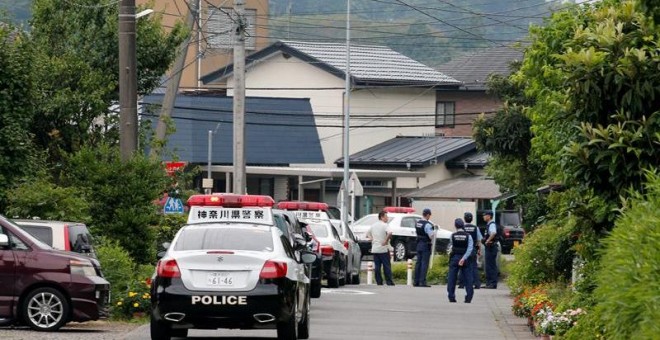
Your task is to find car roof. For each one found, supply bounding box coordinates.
[14,220,87,227]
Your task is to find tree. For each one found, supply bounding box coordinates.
[29,0,187,164]
[0,26,45,209]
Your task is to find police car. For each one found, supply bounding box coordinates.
[150,194,316,340]
[276,201,361,286]
[351,207,452,262]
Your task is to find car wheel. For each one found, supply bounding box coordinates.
[150,314,172,340]
[297,295,310,339]
[327,256,340,288]
[311,279,322,298]
[171,328,188,339]
[338,260,347,286]
[345,256,353,284]
[352,271,361,285]
[22,287,69,331]
[393,240,407,262]
[501,246,511,255]
[276,304,297,340]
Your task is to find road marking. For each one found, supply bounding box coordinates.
[321,289,375,295]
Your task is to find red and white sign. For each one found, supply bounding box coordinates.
[164,161,187,176]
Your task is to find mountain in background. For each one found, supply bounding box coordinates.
[269,0,576,66]
[0,0,31,23]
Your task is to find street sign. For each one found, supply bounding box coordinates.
[164,161,187,176]
[339,172,364,196]
[164,197,184,214]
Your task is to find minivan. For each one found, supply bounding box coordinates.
[0,215,109,331]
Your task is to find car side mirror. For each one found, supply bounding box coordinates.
[0,234,8,247]
[300,250,317,264]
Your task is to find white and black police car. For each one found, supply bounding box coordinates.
[150,194,316,340]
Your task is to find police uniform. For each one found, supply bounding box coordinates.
[458,212,482,289]
[484,212,499,289]
[413,208,434,287]
[447,218,474,303]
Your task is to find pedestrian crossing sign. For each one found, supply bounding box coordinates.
[164,197,184,214]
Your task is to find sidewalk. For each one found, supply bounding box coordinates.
[481,283,535,339]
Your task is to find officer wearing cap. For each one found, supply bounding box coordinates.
[413,208,435,287]
[483,211,498,289]
[458,212,482,289]
[447,218,474,302]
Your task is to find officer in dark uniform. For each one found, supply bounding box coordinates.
[413,208,435,287]
[458,212,482,289]
[483,211,499,289]
[447,218,474,303]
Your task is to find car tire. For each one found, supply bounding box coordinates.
[352,272,361,285]
[297,295,310,339]
[150,315,172,340]
[345,257,353,284]
[327,256,340,288]
[338,261,346,286]
[171,328,188,339]
[310,279,322,298]
[501,246,511,255]
[22,287,69,331]
[276,305,297,340]
[393,240,407,262]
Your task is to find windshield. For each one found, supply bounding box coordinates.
[499,212,521,227]
[174,226,273,251]
[68,224,95,255]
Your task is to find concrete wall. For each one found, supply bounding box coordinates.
[435,90,502,137]
[137,0,270,90]
[228,53,437,165]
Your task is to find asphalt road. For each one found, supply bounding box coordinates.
[120,283,533,340]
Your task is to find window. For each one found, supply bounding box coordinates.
[18,225,53,246]
[436,101,456,127]
[401,217,417,229]
[174,227,273,252]
[206,7,257,50]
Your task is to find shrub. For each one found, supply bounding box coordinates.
[5,177,90,222]
[96,239,135,303]
[115,278,151,318]
[390,255,449,285]
[565,172,660,340]
[154,213,188,246]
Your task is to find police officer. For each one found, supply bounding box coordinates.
[447,218,474,303]
[483,211,499,289]
[458,212,482,289]
[413,208,434,287]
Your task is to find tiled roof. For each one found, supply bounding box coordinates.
[405,176,503,200]
[336,136,476,167]
[437,46,524,91]
[141,94,324,165]
[201,40,460,87]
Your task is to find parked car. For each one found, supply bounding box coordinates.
[306,220,348,288]
[351,207,452,262]
[300,222,323,298]
[476,210,525,254]
[14,219,96,258]
[276,201,361,285]
[0,214,110,331]
[151,194,314,340]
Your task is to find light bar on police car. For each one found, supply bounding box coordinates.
[187,194,275,207]
[383,206,415,213]
[276,201,329,211]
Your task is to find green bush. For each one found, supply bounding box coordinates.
[96,239,135,303]
[390,255,449,285]
[507,222,571,292]
[154,213,188,246]
[5,176,90,222]
[565,173,660,340]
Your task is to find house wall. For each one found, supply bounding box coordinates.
[137,0,269,90]
[395,163,453,189]
[228,53,437,165]
[435,90,502,137]
[411,199,477,232]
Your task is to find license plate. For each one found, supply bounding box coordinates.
[207,272,234,286]
[513,240,520,247]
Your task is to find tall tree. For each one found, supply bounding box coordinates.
[29,0,186,163]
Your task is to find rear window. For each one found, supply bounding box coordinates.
[18,225,54,247]
[174,227,273,251]
[68,224,95,255]
[308,224,329,238]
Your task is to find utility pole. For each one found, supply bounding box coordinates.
[150,0,198,158]
[233,0,247,194]
[341,0,351,228]
[119,0,138,161]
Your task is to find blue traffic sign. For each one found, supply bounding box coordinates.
[164,197,184,214]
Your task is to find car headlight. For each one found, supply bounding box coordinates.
[70,259,97,277]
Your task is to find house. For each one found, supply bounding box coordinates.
[136,0,270,91]
[201,40,461,165]
[435,46,524,137]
